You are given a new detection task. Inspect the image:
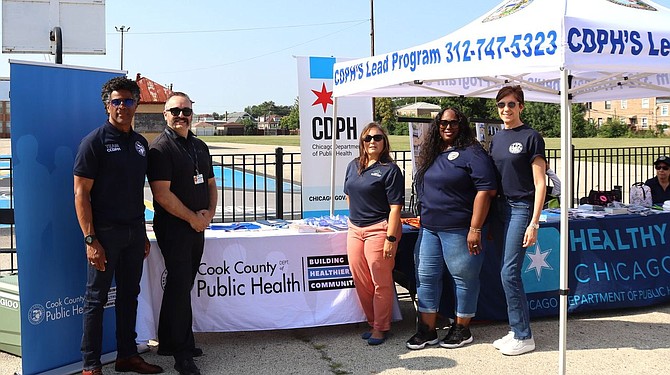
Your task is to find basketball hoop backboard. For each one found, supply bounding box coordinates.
[2,0,105,55]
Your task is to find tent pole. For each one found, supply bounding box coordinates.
[330,98,338,216]
[558,67,571,375]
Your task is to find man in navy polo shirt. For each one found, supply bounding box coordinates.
[74,77,162,374]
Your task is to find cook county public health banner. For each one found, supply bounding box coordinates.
[136,230,401,339]
[297,56,372,217]
[476,213,670,320]
[10,61,123,374]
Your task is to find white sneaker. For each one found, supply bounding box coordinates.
[493,331,514,350]
[500,337,536,356]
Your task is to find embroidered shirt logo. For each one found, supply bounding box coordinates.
[448,151,460,161]
[106,143,121,153]
[370,169,382,177]
[135,141,146,157]
[509,142,523,154]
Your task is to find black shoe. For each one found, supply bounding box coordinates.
[406,323,439,350]
[158,347,203,357]
[439,323,473,348]
[174,359,201,375]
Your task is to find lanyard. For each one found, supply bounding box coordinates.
[168,129,199,175]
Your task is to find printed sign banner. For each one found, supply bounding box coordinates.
[11,61,123,374]
[297,56,372,217]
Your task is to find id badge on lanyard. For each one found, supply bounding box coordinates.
[194,173,204,185]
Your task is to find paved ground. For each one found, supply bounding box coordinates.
[2,290,670,375]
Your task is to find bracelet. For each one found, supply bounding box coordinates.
[469,227,482,233]
[528,223,540,229]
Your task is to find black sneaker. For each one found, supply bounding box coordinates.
[174,358,201,375]
[406,324,439,350]
[439,323,473,348]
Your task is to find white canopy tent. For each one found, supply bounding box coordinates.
[332,0,670,373]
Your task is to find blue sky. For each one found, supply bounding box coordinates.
[1,0,670,114]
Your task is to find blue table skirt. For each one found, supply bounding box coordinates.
[394,213,670,321]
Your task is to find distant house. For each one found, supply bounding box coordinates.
[133,73,173,142]
[396,102,441,118]
[192,121,215,136]
[209,111,253,135]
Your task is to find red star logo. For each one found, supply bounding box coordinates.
[311,83,333,113]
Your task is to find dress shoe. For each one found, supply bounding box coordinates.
[157,347,204,357]
[114,354,163,374]
[82,368,102,375]
[174,358,201,375]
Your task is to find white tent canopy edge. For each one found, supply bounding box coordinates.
[331,1,670,374]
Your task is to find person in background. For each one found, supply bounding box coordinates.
[344,122,405,345]
[148,92,217,375]
[405,107,497,350]
[545,165,561,198]
[74,76,163,375]
[645,155,670,205]
[489,85,546,356]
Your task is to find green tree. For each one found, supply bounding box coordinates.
[244,101,292,119]
[374,97,398,134]
[597,118,630,138]
[280,98,300,130]
[212,112,221,120]
[242,117,257,135]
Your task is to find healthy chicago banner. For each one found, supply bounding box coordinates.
[10,61,123,374]
[296,56,372,217]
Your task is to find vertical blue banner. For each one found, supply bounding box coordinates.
[10,61,123,374]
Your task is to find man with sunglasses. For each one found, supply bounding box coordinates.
[645,155,670,206]
[74,76,163,375]
[148,92,217,375]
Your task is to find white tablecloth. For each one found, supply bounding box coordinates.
[136,228,401,342]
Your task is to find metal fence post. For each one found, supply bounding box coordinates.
[275,147,284,219]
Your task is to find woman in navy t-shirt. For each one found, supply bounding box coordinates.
[489,85,546,356]
[405,107,497,350]
[343,122,405,345]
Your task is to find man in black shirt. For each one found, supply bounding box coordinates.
[74,76,163,375]
[148,92,217,375]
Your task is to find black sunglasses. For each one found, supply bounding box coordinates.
[656,165,669,171]
[109,98,136,107]
[167,107,193,116]
[496,101,518,109]
[363,134,384,142]
[439,120,460,128]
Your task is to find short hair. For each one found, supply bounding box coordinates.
[495,85,525,104]
[165,91,193,109]
[100,76,140,110]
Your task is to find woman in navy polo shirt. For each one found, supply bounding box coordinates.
[344,122,404,345]
[405,107,497,350]
[489,85,546,356]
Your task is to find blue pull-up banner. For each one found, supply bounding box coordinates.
[10,61,123,375]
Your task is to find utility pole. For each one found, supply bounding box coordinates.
[370,0,376,117]
[115,25,130,70]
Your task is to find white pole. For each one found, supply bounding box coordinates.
[329,98,338,216]
[558,67,571,375]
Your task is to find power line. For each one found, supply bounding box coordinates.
[106,19,369,35]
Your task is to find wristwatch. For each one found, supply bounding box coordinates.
[386,235,397,243]
[84,234,97,245]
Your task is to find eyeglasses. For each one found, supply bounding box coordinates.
[656,165,669,171]
[438,120,460,128]
[167,107,193,116]
[496,101,518,109]
[109,98,136,107]
[363,134,384,142]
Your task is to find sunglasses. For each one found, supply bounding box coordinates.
[167,107,193,116]
[109,98,136,107]
[496,101,518,109]
[656,165,670,171]
[363,134,384,142]
[439,120,460,128]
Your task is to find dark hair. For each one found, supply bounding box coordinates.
[495,85,525,104]
[101,76,140,110]
[414,107,478,189]
[356,122,393,174]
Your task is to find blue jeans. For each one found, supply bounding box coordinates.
[414,227,484,318]
[81,222,146,369]
[497,197,533,340]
